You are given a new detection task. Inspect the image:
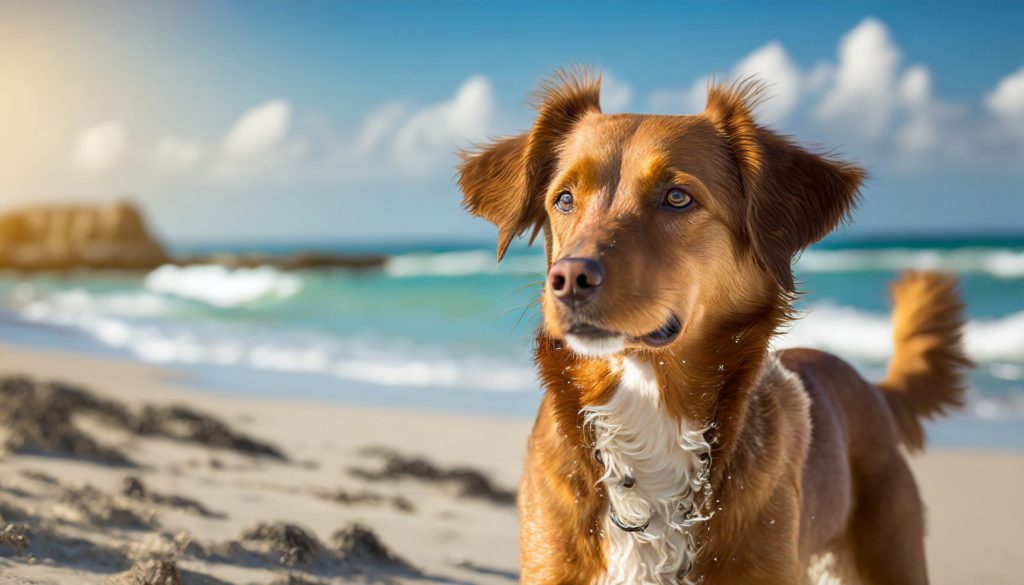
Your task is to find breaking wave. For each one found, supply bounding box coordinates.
[777,303,1024,364]
[381,247,1024,279]
[14,293,536,393]
[144,264,302,308]
[797,248,1024,278]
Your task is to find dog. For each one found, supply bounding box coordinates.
[457,69,972,584]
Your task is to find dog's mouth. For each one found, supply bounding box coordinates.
[565,313,682,351]
[637,313,683,347]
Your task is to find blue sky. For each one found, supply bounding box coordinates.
[1,1,1022,245]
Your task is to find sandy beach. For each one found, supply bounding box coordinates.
[0,343,1021,585]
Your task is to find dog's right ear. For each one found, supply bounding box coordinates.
[458,68,601,261]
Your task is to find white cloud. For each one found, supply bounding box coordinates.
[641,16,1023,168]
[154,137,202,172]
[816,17,902,138]
[355,103,408,155]
[732,42,802,124]
[223,99,292,158]
[73,120,127,173]
[895,65,939,153]
[203,75,498,185]
[215,99,308,183]
[986,65,1024,128]
[392,75,495,174]
[649,79,707,115]
[601,72,633,113]
[647,42,802,124]
[803,61,834,94]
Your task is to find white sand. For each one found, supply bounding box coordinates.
[0,344,1020,584]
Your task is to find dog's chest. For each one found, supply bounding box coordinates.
[582,357,711,585]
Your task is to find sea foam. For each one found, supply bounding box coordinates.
[383,247,1024,278]
[144,264,302,308]
[797,248,1024,278]
[777,303,1024,364]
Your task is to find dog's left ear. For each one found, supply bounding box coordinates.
[704,80,866,291]
[458,68,602,261]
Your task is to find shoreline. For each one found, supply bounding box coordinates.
[2,315,1022,450]
[0,344,1022,584]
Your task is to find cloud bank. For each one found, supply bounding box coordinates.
[74,17,1024,189]
[74,120,127,173]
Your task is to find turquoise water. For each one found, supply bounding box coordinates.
[0,236,1022,447]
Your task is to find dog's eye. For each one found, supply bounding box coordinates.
[554,192,574,213]
[662,188,695,210]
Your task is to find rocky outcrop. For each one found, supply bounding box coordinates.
[173,251,387,271]
[0,201,169,271]
[0,200,390,272]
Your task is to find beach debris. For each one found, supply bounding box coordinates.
[0,376,135,466]
[55,483,155,529]
[0,375,288,465]
[121,476,225,519]
[0,523,30,555]
[108,558,183,585]
[0,497,33,524]
[453,559,521,581]
[314,487,414,513]
[133,404,286,460]
[20,469,60,485]
[0,523,129,568]
[240,521,325,567]
[351,447,516,505]
[185,521,419,578]
[183,537,252,566]
[122,476,148,499]
[267,575,330,585]
[332,522,417,572]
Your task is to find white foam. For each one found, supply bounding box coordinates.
[797,248,1024,278]
[12,284,174,318]
[15,289,536,392]
[384,250,544,277]
[144,264,302,308]
[776,303,1024,364]
[387,247,1024,279]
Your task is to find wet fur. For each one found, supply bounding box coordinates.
[458,69,972,584]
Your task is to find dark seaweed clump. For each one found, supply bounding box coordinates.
[351,447,515,505]
[0,375,286,466]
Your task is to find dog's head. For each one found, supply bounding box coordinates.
[459,70,864,358]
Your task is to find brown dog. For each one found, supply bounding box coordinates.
[458,70,972,584]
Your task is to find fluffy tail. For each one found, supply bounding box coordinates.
[879,271,973,451]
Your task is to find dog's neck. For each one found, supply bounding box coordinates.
[582,356,713,584]
[535,303,791,583]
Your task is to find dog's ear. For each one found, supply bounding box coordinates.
[458,68,602,260]
[704,80,865,291]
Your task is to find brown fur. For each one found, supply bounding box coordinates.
[880,271,974,450]
[457,69,972,584]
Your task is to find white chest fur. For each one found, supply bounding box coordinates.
[582,357,712,585]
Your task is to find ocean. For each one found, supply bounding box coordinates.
[1,236,1022,449]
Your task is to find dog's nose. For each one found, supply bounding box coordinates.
[548,257,604,306]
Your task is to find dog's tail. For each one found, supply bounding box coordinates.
[879,271,973,451]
